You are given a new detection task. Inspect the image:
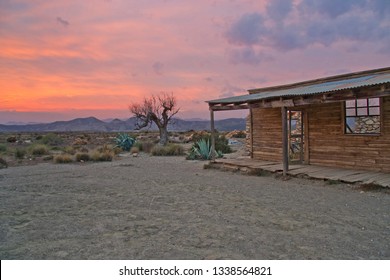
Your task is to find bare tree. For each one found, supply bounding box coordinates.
[129,92,179,145]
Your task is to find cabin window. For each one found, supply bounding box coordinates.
[345,97,381,134]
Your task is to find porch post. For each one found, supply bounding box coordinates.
[281,106,289,176]
[210,108,216,162]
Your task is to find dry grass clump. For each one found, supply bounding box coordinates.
[130,146,139,154]
[91,150,114,162]
[75,152,91,162]
[30,144,49,156]
[151,143,185,156]
[15,148,26,159]
[134,141,155,153]
[54,154,73,163]
[63,146,76,155]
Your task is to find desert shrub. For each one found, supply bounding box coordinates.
[40,133,63,146]
[91,150,113,162]
[7,136,17,143]
[63,146,76,155]
[191,132,232,154]
[130,146,140,154]
[54,154,73,163]
[99,151,114,161]
[134,141,155,153]
[187,139,223,160]
[114,133,135,151]
[43,155,54,161]
[98,144,114,153]
[15,148,26,159]
[0,144,7,153]
[151,143,185,156]
[0,157,7,168]
[30,144,49,156]
[113,146,122,155]
[75,153,91,162]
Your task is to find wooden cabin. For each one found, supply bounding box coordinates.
[207,67,390,174]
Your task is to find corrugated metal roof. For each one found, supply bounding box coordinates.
[207,69,390,105]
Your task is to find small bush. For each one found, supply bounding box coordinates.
[91,150,113,162]
[98,144,114,153]
[151,143,185,156]
[43,155,54,161]
[134,141,155,153]
[75,153,90,162]
[7,136,17,143]
[130,146,140,154]
[40,133,63,146]
[54,154,73,163]
[30,144,49,156]
[99,151,114,161]
[63,146,76,155]
[0,144,7,153]
[0,157,7,168]
[15,148,26,159]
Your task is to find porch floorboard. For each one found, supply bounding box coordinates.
[213,157,390,187]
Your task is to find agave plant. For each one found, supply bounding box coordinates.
[188,138,223,160]
[114,133,135,151]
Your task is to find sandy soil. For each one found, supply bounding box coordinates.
[0,154,389,259]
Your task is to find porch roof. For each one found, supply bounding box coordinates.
[207,67,390,107]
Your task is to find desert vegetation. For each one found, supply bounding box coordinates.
[0,129,245,167]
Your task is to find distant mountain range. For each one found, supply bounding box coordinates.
[0,117,246,132]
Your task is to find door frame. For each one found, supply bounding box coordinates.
[288,109,309,164]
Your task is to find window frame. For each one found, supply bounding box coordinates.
[343,97,382,136]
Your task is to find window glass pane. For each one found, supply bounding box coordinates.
[369,107,380,115]
[369,98,380,106]
[345,117,356,133]
[357,99,367,107]
[357,107,368,116]
[346,108,356,116]
[346,116,380,134]
[345,100,355,108]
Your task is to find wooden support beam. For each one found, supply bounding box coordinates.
[210,104,250,111]
[270,99,295,108]
[281,106,289,176]
[210,108,216,162]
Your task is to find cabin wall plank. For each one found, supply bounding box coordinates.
[307,96,390,172]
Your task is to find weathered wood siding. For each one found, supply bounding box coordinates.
[250,96,390,172]
[307,96,390,172]
[252,107,283,161]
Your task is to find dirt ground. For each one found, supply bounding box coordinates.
[0,154,389,260]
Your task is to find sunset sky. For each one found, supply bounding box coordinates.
[1,0,389,123]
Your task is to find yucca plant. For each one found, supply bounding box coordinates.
[114,133,135,151]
